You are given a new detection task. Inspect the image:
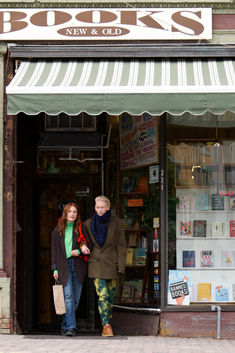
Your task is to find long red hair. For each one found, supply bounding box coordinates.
[58,202,81,235]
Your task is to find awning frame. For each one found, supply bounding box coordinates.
[8,43,235,59]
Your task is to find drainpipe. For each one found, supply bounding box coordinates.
[211,305,221,339]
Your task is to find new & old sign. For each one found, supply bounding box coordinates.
[0,8,212,40]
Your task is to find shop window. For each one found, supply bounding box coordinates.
[167,112,235,305]
[116,114,160,306]
[44,112,96,131]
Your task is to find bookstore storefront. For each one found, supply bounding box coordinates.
[2,6,235,337]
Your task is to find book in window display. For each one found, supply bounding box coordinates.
[196,193,209,211]
[230,220,235,237]
[211,194,224,211]
[178,195,192,212]
[211,222,223,237]
[215,285,229,302]
[232,284,235,301]
[194,220,207,237]
[200,250,214,268]
[230,197,235,210]
[182,250,195,268]
[222,250,235,267]
[197,283,211,302]
[179,221,192,237]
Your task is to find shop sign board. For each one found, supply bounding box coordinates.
[0,8,212,40]
[120,114,158,170]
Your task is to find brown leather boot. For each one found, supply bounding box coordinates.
[102,324,114,337]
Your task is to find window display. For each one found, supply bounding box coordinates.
[167,113,235,304]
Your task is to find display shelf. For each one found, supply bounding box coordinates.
[177,267,235,270]
[119,167,159,305]
[177,237,235,240]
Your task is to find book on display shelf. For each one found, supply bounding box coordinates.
[178,195,192,212]
[215,285,229,302]
[222,250,235,267]
[197,283,211,302]
[200,250,214,268]
[182,250,195,268]
[211,194,224,211]
[211,222,223,237]
[135,248,146,265]
[126,248,134,266]
[230,220,235,237]
[194,220,207,237]
[179,221,192,237]
[230,197,235,210]
[196,193,209,211]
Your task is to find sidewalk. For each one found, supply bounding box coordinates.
[0,334,235,353]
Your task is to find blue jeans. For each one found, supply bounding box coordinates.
[61,257,83,331]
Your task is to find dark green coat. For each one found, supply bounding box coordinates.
[84,215,126,279]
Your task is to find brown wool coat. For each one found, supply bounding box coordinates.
[84,215,126,279]
[51,223,92,287]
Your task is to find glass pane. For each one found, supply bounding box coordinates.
[167,113,235,305]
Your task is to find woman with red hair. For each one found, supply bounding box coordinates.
[51,202,92,336]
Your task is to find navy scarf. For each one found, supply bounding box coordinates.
[90,210,111,248]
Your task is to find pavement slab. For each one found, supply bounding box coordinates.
[0,335,235,353]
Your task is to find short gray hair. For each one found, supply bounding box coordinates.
[95,195,111,208]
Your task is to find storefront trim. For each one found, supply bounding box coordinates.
[8,44,235,59]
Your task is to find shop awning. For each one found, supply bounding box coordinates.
[6,59,235,116]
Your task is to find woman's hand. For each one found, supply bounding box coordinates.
[81,245,90,255]
[53,272,58,280]
[71,250,79,257]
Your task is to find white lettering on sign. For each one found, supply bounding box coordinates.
[0,8,212,40]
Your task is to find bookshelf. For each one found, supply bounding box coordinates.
[119,167,160,305]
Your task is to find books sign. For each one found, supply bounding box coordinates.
[0,8,212,40]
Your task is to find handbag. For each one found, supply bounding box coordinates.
[52,279,66,315]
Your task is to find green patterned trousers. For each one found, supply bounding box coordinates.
[93,278,116,326]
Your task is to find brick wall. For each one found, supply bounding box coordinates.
[160,311,235,339]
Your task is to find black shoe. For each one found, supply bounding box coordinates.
[61,329,67,336]
[65,329,76,337]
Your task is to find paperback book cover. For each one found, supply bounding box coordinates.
[232,284,235,300]
[215,285,229,302]
[212,194,224,210]
[230,197,235,210]
[121,176,134,193]
[200,250,214,268]
[182,250,195,268]
[178,195,192,212]
[121,282,134,303]
[179,221,192,237]
[198,283,211,302]
[230,220,235,237]
[194,220,207,237]
[222,250,235,267]
[135,248,146,265]
[126,248,134,266]
[196,193,209,211]
[211,222,223,237]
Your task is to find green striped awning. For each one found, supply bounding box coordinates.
[6,59,235,115]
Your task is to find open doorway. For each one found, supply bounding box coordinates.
[15,113,111,332]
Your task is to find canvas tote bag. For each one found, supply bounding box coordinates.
[52,279,66,315]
